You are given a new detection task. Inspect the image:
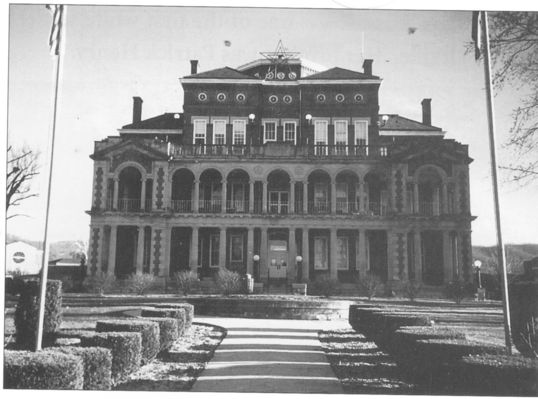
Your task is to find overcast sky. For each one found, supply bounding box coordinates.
[5,2,538,246]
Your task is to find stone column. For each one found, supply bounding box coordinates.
[221,179,227,213]
[113,179,119,210]
[193,179,200,213]
[289,181,295,214]
[302,228,310,281]
[262,181,268,213]
[358,229,368,275]
[443,230,453,282]
[330,228,338,279]
[414,230,422,282]
[441,183,448,214]
[413,182,419,214]
[303,182,309,213]
[136,225,145,274]
[190,226,199,270]
[140,178,146,210]
[331,182,337,214]
[160,227,171,278]
[249,180,254,213]
[288,228,297,281]
[107,225,117,276]
[219,227,227,269]
[260,227,268,281]
[246,227,254,275]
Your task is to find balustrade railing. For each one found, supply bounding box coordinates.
[368,202,387,216]
[198,199,222,213]
[308,201,331,214]
[118,198,141,212]
[226,200,249,213]
[171,199,192,213]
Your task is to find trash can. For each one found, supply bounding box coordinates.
[244,273,254,294]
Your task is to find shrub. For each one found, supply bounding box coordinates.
[96,319,160,364]
[151,302,194,330]
[82,272,115,295]
[4,349,83,389]
[457,354,538,396]
[308,275,340,297]
[141,308,186,336]
[404,279,422,302]
[49,346,112,390]
[14,280,63,348]
[215,269,243,295]
[509,280,538,357]
[360,272,382,300]
[80,331,141,383]
[376,312,432,350]
[124,273,156,295]
[139,317,179,351]
[173,270,200,295]
[445,279,473,304]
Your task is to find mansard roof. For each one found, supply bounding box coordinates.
[301,66,380,80]
[379,114,442,132]
[122,113,183,130]
[183,67,256,80]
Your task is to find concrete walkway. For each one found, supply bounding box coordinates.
[192,316,348,393]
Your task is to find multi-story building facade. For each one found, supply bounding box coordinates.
[87,46,475,291]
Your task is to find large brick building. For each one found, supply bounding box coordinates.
[87,45,474,291]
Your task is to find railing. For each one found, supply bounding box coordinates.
[368,202,387,216]
[268,201,289,215]
[336,201,359,214]
[418,201,439,216]
[198,199,222,213]
[171,199,192,213]
[169,144,390,160]
[308,201,331,214]
[118,198,141,212]
[226,200,248,213]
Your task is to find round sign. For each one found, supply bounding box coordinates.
[13,251,25,264]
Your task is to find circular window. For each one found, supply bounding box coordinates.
[269,95,278,104]
[283,95,293,104]
[198,92,208,101]
[236,93,246,102]
[335,93,345,102]
[277,72,285,80]
[288,72,297,80]
[354,93,364,102]
[13,251,25,264]
[216,92,227,102]
[316,93,326,103]
[265,71,274,80]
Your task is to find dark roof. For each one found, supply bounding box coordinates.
[301,67,380,80]
[122,113,183,130]
[183,67,256,80]
[379,114,442,132]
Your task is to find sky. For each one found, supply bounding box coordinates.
[4,1,538,247]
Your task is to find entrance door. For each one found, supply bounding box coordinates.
[268,239,288,279]
[422,231,444,285]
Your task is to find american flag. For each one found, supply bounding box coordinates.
[46,4,64,56]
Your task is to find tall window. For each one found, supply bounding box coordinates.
[314,237,328,270]
[336,182,348,213]
[336,236,349,270]
[314,183,329,212]
[334,121,348,145]
[284,122,296,143]
[354,120,368,146]
[314,120,328,155]
[193,120,207,144]
[213,120,226,145]
[210,234,220,267]
[232,120,246,145]
[230,235,244,262]
[264,121,277,142]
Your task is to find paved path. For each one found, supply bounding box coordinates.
[192,316,348,393]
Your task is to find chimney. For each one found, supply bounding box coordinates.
[421,98,432,125]
[132,96,143,124]
[190,60,198,75]
[362,59,373,76]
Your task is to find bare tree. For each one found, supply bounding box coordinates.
[6,145,40,218]
[487,12,538,183]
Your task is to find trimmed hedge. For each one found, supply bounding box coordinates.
[80,331,141,383]
[374,312,432,350]
[151,302,194,330]
[4,349,83,389]
[49,346,112,390]
[96,319,160,364]
[141,308,186,336]
[457,354,538,396]
[14,280,63,348]
[138,316,179,351]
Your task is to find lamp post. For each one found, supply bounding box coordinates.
[253,254,260,281]
[248,113,256,146]
[474,259,482,289]
[296,255,303,282]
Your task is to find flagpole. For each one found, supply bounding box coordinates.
[480,10,512,354]
[35,5,66,351]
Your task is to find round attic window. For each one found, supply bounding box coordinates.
[217,92,227,102]
[236,93,246,102]
[335,93,345,102]
[269,95,278,104]
[354,93,364,102]
[316,93,326,103]
[277,72,285,80]
[288,72,297,80]
[283,95,293,104]
[198,92,208,101]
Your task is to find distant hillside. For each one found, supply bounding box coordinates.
[6,234,87,261]
[473,244,538,274]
